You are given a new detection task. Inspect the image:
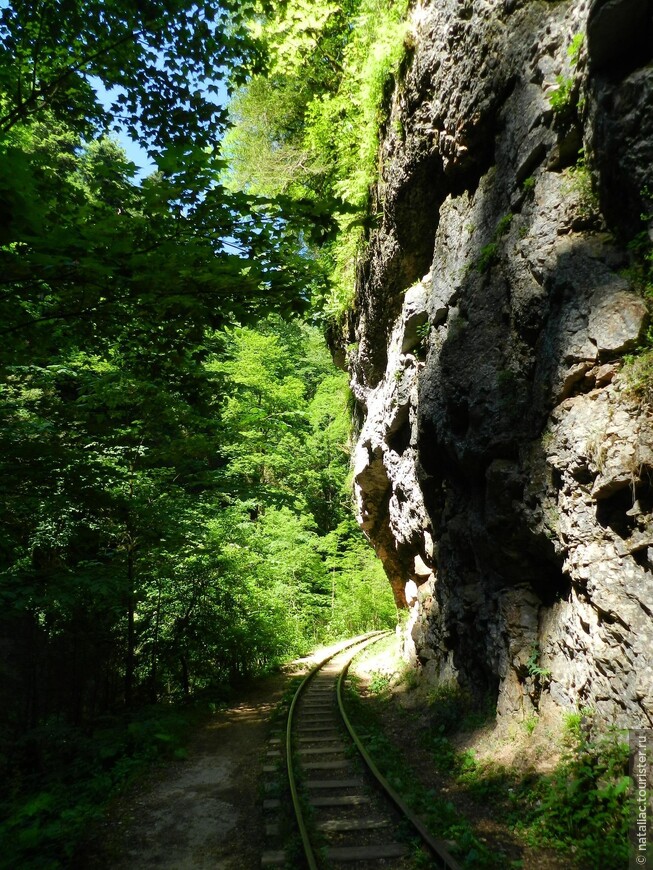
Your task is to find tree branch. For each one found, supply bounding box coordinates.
[0,22,152,133]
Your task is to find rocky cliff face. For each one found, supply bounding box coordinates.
[343,0,653,729]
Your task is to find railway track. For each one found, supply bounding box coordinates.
[262,632,462,869]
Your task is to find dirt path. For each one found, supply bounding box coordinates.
[88,673,289,870]
[87,641,355,869]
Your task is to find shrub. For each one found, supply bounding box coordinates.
[549,74,574,114]
[562,150,599,220]
[474,242,498,273]
[0,707,195,868]
[549,33,584,115]
[524,715,630,866]
[624,345,653,404]
[526,643,551,680]
[368,670,393,695]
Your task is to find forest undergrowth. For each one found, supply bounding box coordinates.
[348,636,632,870]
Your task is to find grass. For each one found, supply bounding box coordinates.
[425,681,495,735]
[427,709,631,867]
[344,680,501,868]
[518,718,630,867]
[473,213,513,274]
[346,643,632,870]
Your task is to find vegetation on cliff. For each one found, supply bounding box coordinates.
[222,0,410,317]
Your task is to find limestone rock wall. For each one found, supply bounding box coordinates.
[344,0,653,728]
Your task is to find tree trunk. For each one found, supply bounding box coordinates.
[150,582,162,702]
[125,548,135,708]
[180,654,190,698]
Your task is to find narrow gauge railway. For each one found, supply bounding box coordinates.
[262,632,462,869]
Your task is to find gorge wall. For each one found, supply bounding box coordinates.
[340,0,653,729]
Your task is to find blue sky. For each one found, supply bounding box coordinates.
[0,4,231,181]
[90,73,230,181]
[90,76,156,179]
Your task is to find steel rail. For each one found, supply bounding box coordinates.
[285,630,391,870]
[336,654,463,870]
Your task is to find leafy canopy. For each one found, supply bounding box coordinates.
[0,0,260,153]
[0,6,397,861]
[222,0,410,318]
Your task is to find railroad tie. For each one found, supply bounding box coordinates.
[260,850,286,866]
[316,817,388,832]
[304,779,364,789]
[326,844,410,862]
[297,746,345,756]
[302,759,349,770]
[310,794,370,807]
[300,723,338,731]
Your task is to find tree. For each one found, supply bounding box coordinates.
[0,5,396,863]
[0,1,316,723]
[222,0,410,317]
[0,0,259,150]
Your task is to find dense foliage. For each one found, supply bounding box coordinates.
[0,1,396,862]
[222,0,411,317]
